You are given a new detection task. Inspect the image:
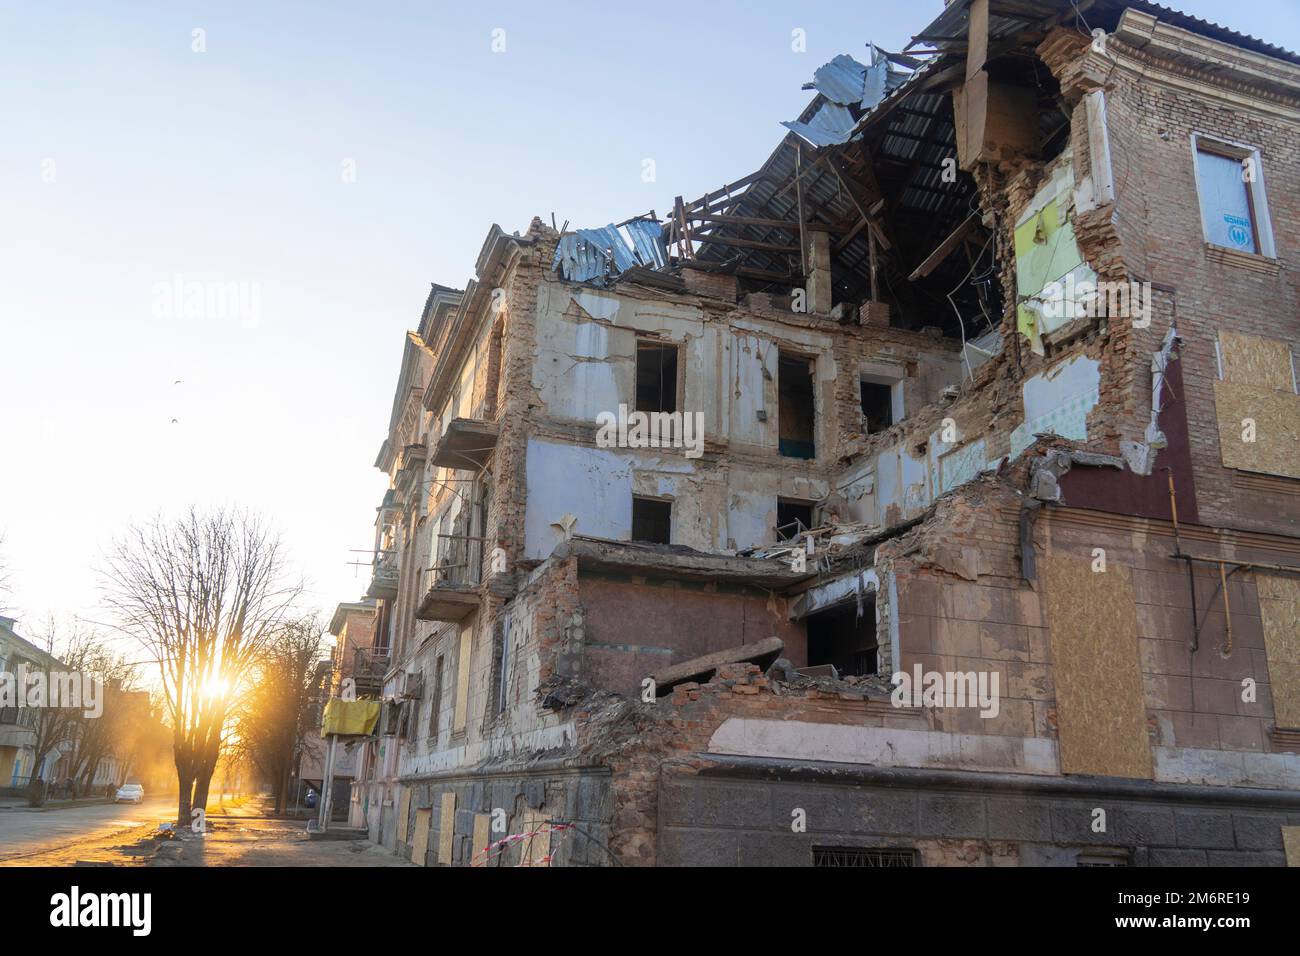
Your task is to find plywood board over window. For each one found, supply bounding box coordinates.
[410,807,431,867]
[395,787,411,844]
[1042,555,1153,779]
[1213,331,1300,480]
[438,792,456,865]
[453,623,473,733]
[1258,575,1300,730]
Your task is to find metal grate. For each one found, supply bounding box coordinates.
[812,846,918,867]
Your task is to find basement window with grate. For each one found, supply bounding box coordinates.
[812,846,918,867]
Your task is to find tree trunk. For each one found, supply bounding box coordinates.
[176,767,194,828]
[192,749,218,818]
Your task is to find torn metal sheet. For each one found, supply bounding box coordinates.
[553,220,668,282]
[781,102,861,148]
[622,218,669,270]
[782,48,911,148]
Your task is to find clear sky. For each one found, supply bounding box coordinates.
[1,1,1296,633]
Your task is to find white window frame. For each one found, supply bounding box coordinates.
[1189,133,1276,259]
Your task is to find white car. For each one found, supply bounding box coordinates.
[115,782,144,804]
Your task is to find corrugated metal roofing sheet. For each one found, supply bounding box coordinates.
[781,102,860,148]
[782,50,913,148]
[553,220,667,283]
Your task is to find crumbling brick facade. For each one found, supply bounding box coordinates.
[341,1,1300,867]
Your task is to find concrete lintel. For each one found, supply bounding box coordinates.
[556,535,813,588]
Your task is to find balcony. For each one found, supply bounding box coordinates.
[348,647,390,697]
[415,533,482,622]
[364,549,399,600]
[430,418,499,471]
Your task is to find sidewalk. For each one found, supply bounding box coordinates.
[0,795,115,812]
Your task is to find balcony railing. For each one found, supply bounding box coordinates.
[348,647,389,696]
[415,533,483,622]
[365,548,399,600]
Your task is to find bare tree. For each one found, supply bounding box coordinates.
[23,618,99,806]
[233,614,328,814]
[65,638,139,796]
[102,507,302,827]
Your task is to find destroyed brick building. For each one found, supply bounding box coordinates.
[332,0,1300,866]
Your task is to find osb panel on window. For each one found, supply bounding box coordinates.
[1212,381,1300,480]
[1258,575,1300,730]
[438,791,456,865]
[410,807,431,866]
[471,813,491,866]
[1043,555,1152,779]
[1219,331,1295,392]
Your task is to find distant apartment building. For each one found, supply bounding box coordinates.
[342,1,1300,866]
[0,616,60,790]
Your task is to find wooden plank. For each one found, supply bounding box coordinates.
[908,212,979,280]
[827,160,892,252]
[968,0,990,81]
[651,636,784,691]
[411,807,431,866]
[683,170,766,212]
[695,234,799,254]
[689,213,801,230]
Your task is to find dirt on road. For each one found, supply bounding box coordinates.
[0,796,412,867]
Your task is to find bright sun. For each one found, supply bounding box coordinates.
[199,674,231,700]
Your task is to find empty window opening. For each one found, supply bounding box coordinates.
[813,846,917,867]
[631,496,672,545]
[636,341,678,414]
[807,601,877,677]
[1193,136,1274,257]
[860,380,894,434]
[778,353,816,459]
[777,498,814,541]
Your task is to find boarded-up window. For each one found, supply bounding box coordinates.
[1258,575,1300,730]
[437,792,456,865]
[1212,331,1300,479]
[428,654,444,741]
[452,625,473,733]
[1042,555,1152,779]
[411,807,431,866]
[396,787,412,844]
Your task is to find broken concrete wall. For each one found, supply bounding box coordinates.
[579,575,806,696]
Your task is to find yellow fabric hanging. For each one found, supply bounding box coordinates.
[320,698,381,736]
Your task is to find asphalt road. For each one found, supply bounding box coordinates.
[0,795,175,863]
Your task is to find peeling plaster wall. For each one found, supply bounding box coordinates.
[524,440,633,559]
[1010,353,1101,457]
